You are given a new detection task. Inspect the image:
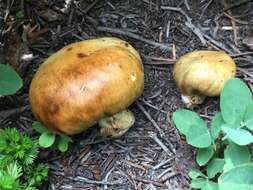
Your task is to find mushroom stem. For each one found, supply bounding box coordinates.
[98,109,135,138]
[181,94,206,108]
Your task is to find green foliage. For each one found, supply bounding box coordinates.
[0,64,23,96]
[0,128,48,190]
[172,78,253,190]
[172,109,212,148]
[196,147,214,166]
[32,122,73,152]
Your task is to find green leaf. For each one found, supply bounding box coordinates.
[210,112,224,140]
[186,124,212,148]
[202,180,219,190]
[191,179,219,190]
[57,136,70,152]
[172,109,206,135]
[39,132,55,148]
[244,102,253,130]
[222,125,253,145]
[220,78,252,126]
[0,64,23,95]
[32,122,49,133]
[223,142,250,172]
[207,159,225,178]
[16,10,24,19]
[191,178,206,189]
[188,169,206,179]
[59,134,73,143]
[218,164,253,190]
[196,146,214,166]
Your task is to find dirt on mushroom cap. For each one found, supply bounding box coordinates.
[29,38,144,135]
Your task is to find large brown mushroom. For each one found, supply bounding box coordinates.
[29,37,144,137]
[173,50,236,107]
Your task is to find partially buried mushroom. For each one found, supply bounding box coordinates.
[29,37,144,137]
[173,50,236,107]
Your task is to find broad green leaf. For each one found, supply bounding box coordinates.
[220,78,252,126]
[172,109,206,135]
[244,102,253,130]
[39,132,55,148]
[59,134,73,143]
[191,178,206,189]
[207,159,225,178]
[191,179,219,190]
[32,122,49,133]
[0,64,23,95]
[218,164,253,190]
[188,169,206,179]
[57,137,69,152]
[223,142,250,172]
[186,124,212,148]
[210,112,224,140]
[222,125,253,145]
[202,180,219,190]
[196,147,214,166]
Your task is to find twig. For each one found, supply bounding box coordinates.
[83,0,99,14]
[133,177,165,187]
[149,132,172,156]
[161,6,206,45]
[0,105,30,120]
[136,102,164,136]
[223,0,252,12]
[97,26,171,50]
[185,21,206,45]
[103,167,114,190]
[52,171,120,185]
[223,12,248,25]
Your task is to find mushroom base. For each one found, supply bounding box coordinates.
[181,94,206,108]
[98,109,135,138]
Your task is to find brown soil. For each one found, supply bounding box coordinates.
[1,0,253,189]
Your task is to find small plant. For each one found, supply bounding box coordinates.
[0,128,48,190]
[0,64,23,96]
[32,122,73,152]
[172,78,253,190]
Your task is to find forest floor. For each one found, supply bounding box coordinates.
[1,0,253,189]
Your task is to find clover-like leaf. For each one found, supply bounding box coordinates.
[57,135,72,152]
[39,132,55,148]
[57,137,69,152]
[244,102,253,130]
[0,64,23,95]
[191,178,206,189]
[188,169,206,179]
[210,112,224,140]
[32,122,49,133]
[218,164,253,190]
[186,124,212,148]
[207,158,225,178]
[222,124,253,145]
[196,146,214,166]
[172,109,206,135]
[223,142,250,172]
[220,78,252,126]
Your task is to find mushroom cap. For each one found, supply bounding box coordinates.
[173,50,236,99]
[29,37,144,135]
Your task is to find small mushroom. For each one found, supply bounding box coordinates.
[29,37,144,137]
[173,50,236,107]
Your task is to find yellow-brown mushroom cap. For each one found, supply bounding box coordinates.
[173,50,236,102]
[29,37,144,135]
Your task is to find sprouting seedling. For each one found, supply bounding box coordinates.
[32,122,73,152]
[172,78,253,190]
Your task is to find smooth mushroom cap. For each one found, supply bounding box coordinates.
[173,50,236,102]
[29,38,144,135]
